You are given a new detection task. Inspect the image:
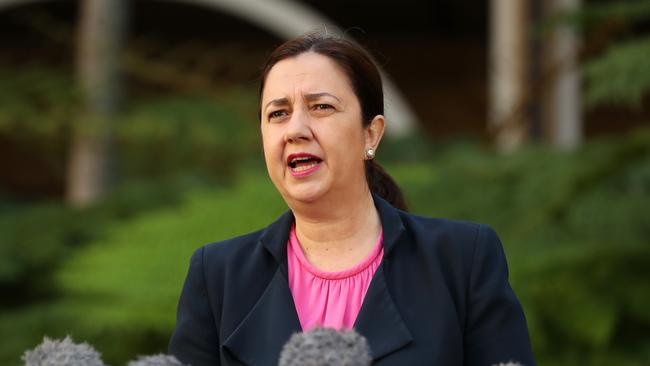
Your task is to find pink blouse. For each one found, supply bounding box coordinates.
[287,224,384,331]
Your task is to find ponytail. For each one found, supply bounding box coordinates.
[365,160,408,211]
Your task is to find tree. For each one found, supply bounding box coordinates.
[489,0,530,152]
[541,0,583,150]
[66,0,128,207]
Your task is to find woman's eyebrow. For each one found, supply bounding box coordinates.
[304,92,341,102]
[264,93,340,111]
[264,97,289,111]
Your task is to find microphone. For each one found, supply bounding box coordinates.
[127,354,187,366]
[278,327,371,366]
[23,337,187,366]
[22,336,105,366]
[22,335,522,366]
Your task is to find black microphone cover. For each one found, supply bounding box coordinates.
[22,336,105,366]
[278,327,371,366]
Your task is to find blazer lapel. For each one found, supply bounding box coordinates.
[354,194,414,361]
[222,267,302,365]
[354,265,413,361]
[222,196,413,364]
[222,210,302,365]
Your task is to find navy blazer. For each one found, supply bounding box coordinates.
[169,194,536,365]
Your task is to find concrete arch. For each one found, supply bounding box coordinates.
[0,0,417,136]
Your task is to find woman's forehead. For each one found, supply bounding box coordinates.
[262,53,353,100]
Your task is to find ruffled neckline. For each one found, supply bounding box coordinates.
[288,224,384,280]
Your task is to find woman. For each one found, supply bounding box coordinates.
[169,33,536,366]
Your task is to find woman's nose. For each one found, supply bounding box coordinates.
[284,109,313,143]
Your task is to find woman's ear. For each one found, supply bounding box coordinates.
[365,115,386,150]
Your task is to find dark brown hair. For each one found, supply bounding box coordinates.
[259,32,407,211]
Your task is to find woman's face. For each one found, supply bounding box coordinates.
[260,52,372,205]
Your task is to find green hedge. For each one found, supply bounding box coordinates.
[0,175,208,297]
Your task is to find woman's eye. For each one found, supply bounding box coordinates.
[314,104,333,110]
[268,110,288,120]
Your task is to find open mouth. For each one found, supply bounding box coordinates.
[287,153,323,175]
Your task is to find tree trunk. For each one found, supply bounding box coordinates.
[489,0,530,152]
[542,0,582,150]
[66,0,128,207]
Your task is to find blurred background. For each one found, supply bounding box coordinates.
[0,0,649,364]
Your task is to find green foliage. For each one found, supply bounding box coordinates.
[545,0,650,31]
[581,0,650,25]
[0,66,261,184]
[117,94,260,180]
[585,35,650,108]
[537,0,650,110]
[0,203,87,289]
[0,174,282,365]
[53,175,283,365]
[58,173,282,330]
[0,67,78,137]
[0,176,204,295]
[580,0,650,109]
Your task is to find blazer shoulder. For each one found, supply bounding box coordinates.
[203,228,265,253]
[198,228,267,269]
[395,211,505,272]
[398,211,485,247]
[405,212,479,229]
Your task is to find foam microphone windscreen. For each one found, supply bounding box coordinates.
[278,327,371,366]
[127,354,187,366]
[22,336,105,366]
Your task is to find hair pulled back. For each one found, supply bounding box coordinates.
[259,32,407,211]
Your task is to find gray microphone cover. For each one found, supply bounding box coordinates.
[278,327,371,366]
[127,354,187,366]
[22,336,105,366]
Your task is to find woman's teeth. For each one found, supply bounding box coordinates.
[289,156,322,170]
[291,160,319,172]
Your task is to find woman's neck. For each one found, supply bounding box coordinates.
[288,188,382,272]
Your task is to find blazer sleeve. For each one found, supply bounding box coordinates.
[464,225,536,366]
[168,246,221,366]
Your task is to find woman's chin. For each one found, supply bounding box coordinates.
[283,184,328,205]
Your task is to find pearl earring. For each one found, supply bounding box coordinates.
[365,148,375,159]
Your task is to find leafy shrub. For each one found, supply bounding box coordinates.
[585,35,650,108]
[547,0,650,109]
[0,175,207,301]
[117,93,260,181]
[0,203,89,292]
[0,67,261,188]
[0,67,78,137]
